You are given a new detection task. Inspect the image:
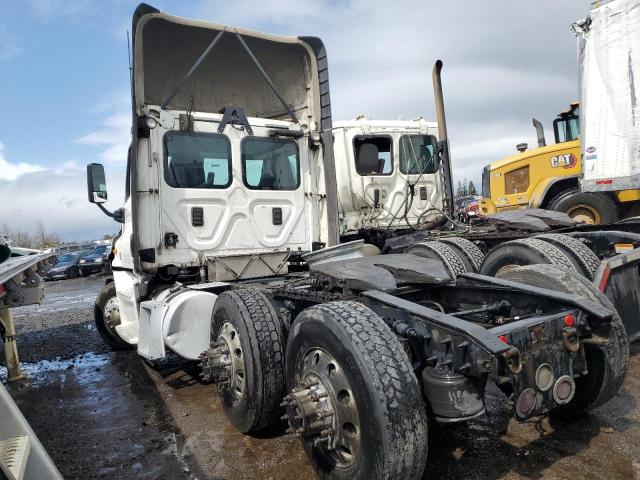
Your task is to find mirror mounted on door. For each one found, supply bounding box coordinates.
[87,163,108,204]
[86,163,124,223]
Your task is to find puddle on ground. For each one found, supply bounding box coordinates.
[0,352,111,386]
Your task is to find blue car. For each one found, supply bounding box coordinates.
[78,245,111,277]
[44,250,92,280]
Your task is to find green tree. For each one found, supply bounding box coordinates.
[468,180,477,196]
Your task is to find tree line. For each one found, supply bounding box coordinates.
[1,221,61,250]
[456,178,478,198]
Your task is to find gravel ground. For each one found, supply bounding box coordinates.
[1,276,639,479]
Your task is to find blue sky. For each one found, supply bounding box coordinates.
[0,0,589,240]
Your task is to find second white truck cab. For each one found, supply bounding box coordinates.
[331,117,445,236]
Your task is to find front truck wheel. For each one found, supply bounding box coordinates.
[548,188,618,224]
[207,289,285,433]
[498,264,629,417]
[94,281,132,350]
[284,301,428,480]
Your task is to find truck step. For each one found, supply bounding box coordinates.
[115,323,139,344]
[0,435,30,480]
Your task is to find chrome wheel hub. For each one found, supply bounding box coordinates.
[200,322,245,399]
[104,297,120,329]
[282,348,360,467]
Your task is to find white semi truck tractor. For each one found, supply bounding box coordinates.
[86,4,629,479]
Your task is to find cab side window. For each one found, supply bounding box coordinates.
[353,136,392,175]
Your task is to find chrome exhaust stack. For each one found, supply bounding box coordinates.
[432,60,455,218]
[532,118,546,147]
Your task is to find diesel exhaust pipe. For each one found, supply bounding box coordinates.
[432,60,454,218]
[532,118,546,147]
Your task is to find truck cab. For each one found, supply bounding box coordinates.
[331,117,444,238]
[86,4,333,355]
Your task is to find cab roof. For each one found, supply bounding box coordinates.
[131,3,331,129]
[332,117,437,132]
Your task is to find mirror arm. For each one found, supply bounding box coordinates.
[96,203,124,224]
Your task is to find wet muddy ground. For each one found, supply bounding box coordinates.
[1,276,639,479]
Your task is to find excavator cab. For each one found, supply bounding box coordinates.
[553,102,580,144]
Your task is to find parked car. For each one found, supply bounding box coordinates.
[44,250,91,280]
[78,245,111,276]
[463,199,480,223]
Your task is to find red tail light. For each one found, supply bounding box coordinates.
[564,314,575,327]
[498,335,509,344]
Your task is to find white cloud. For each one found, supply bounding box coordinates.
[75,94,131,165]
[28,0,93,21]
[0,143,44,180]
[0,25,23,60]
[0,141,124,241]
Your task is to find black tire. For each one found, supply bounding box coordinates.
[66,266,79,279]
[479,237,576,277]
[211,289,285,433]
[406,241,469,279]
[548,188,618,225]
[80,268,90,277]
[286,301,428,480]
[534,233,600,280]
[439,237,485,272]
[94,281,132,350]
[497,264,629,416]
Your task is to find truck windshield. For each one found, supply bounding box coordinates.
[399,135,438,174]
[164,132,232,188]
[241,138,300,190]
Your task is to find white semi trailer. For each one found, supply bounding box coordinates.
[86,5,629,479]
[574,0,640,203]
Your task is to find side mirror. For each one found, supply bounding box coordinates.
[87,163,108,204]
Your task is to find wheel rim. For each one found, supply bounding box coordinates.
[215,322,246,400]
[282,348,361,468]
[496,263,520,276]
[565,204,600,224]
[103,296,121,330]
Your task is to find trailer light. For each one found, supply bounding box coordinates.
[498,335,509,344]
[535,363,554,392]
[515,388,537,419]
[146,117,158,129]
[552,375,576,405]
[564,314,575,327]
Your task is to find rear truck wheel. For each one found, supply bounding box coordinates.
[438,237,485,273]
[94,281,132,350]
[497,264,629,417]
[406,241,470,279]
[202,289,285,433]
[66,266,79,279]
[548,188,618,225]
[479,237,577,277]
[283,301,428,480]
[534,233,600,280]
